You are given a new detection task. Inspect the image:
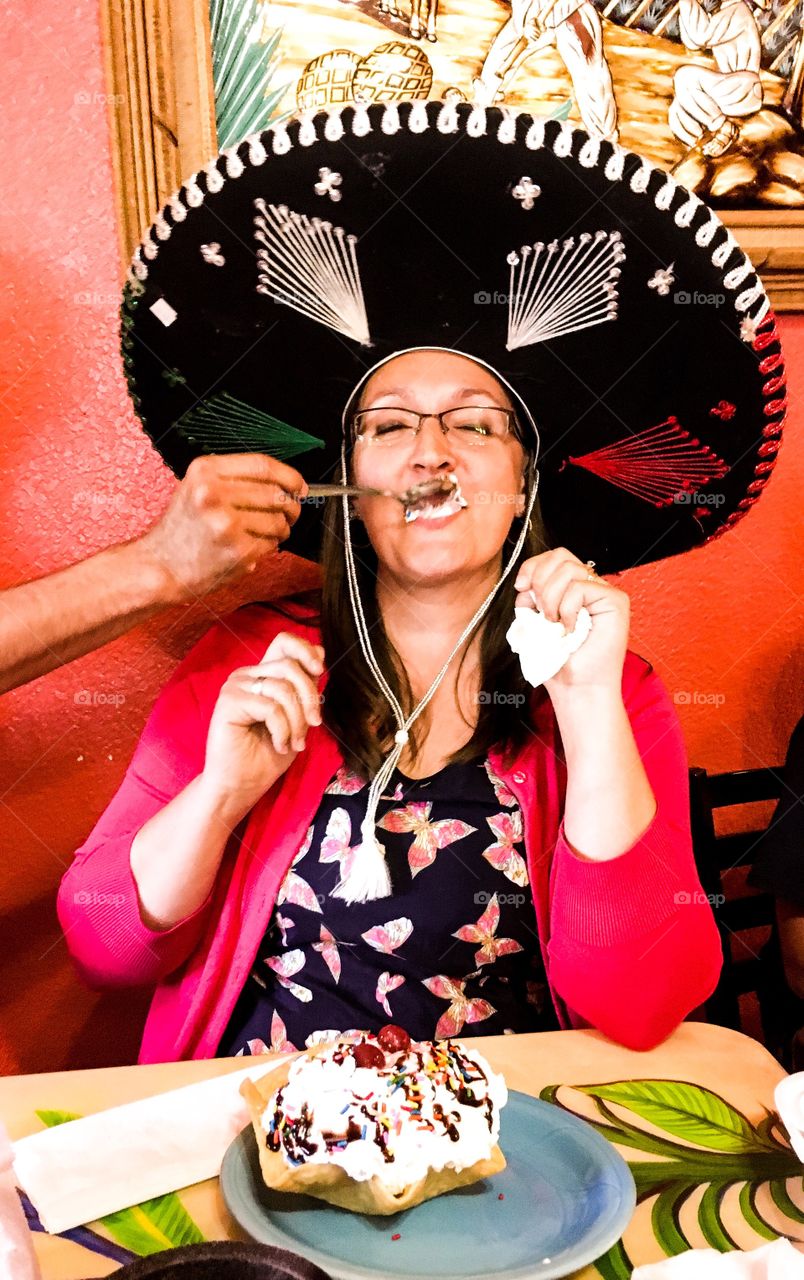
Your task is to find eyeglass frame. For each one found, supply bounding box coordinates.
[350,405,524,447]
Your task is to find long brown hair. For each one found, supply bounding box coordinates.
[271,452,551,779]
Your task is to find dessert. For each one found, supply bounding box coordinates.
[402,473,468,524]
[241,1025,507,1215]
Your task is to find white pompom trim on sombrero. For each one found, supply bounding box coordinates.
[126,101,769,329]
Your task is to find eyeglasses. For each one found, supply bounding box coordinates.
[352,406,520,449]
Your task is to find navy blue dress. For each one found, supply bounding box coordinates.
[217,754,559,1056]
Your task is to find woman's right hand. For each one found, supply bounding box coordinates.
[202,632,325,809]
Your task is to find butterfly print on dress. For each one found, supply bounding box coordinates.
[482,811,529,886]
[453,892,524,968]
[324,765,366,795]
[270,1011,297,1053]
[276,914,294,947]
[378,800,475,877]
[312,925,342,982]
[276,825,322,914]
[265,950,312,1003]
[376,971,406,1017]
[483,759,517,807]
[421,974,496,1039]
[235,1037,270,1057]
[361,917,413,954]
[319,807,357,884]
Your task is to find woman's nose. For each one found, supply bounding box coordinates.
[408,415,456,470]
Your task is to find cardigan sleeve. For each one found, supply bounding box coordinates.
[546,655,723,1050]
[57,606,298,989]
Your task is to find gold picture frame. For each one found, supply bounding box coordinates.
[101,0,217,275]
[101,0,804,308]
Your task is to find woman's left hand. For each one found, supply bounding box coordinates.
[514,548,630,694]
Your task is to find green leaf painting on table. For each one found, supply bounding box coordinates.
[539,1080,804,1278]
[34,1110,207,1260]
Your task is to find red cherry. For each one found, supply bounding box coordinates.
[378,1024,411,1053]
[353,1043,386,1070]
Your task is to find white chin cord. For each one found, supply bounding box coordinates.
[334,451,541,904]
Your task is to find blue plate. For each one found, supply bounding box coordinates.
[220,1090,635,1280]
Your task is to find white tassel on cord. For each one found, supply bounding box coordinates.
[333,445,541,905]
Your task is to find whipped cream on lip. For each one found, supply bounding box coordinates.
[403,472,468,524]
[260,1029,507,1194]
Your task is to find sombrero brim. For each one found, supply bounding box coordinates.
[122,101,785,572]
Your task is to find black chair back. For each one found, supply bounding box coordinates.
[688,765,785,1031]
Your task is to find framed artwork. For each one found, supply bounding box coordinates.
[102,0,804,305]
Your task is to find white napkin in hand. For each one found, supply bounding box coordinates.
[632,1240,804,1277]
[12,1061,286,1235]
[775,1073,804,1165]
[506,605,593,687]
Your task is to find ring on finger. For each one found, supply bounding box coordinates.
[584,559,601,583]
[250,677,268,696]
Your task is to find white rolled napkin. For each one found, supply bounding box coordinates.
[12,1060,287,1235]
[0,1121,40,1279]
[506,605,593,687]
[775,1073,804,1165]
[632,1240,804,1278]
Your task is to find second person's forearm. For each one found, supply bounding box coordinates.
[0,540,175,693]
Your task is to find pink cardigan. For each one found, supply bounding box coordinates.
[57,604,722,1062]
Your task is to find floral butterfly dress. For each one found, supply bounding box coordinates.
[217,755,559,1056]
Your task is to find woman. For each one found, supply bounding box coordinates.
[59,99,783,1063]
[58,346,721,1061]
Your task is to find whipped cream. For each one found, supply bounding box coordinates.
[261,1034,507,1194]
[403,472,468,524]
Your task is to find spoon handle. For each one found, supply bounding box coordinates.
[305,483,391,499]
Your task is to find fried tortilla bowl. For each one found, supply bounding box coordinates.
[240,1045,506,1217]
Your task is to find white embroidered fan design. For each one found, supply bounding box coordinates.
[254,199,370,345]
[506,230,625,350]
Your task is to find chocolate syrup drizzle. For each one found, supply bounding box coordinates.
[265,1037,497,1169]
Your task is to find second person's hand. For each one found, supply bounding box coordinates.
[138,453,309,602]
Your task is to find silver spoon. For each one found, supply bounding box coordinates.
[304,476,458,506]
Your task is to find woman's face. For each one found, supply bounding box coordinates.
[350,350,528,585]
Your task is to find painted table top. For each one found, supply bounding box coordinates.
[2,1023,801,1278]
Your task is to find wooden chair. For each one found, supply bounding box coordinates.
[688,765,786,1033]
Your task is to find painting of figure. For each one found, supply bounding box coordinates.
[472,0,619,141]
[669,0,766,159]
[208,0,804,206]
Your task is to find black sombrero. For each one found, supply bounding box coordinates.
[121,100,786,574]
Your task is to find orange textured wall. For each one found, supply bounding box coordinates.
[1,4,802,1075]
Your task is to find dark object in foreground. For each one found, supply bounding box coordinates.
[109,1240,333,1279]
